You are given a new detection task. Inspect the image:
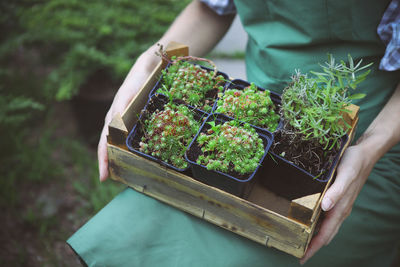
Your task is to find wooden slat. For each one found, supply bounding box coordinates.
[107,144,310,258]
[164,41,189,59]
[288,193,320,225]
[107,113,128,149]
[343,104,359,130]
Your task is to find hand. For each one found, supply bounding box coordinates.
[300,142,375,264]
[98,48,159,182]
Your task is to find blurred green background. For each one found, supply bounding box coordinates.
[0,0,189,265]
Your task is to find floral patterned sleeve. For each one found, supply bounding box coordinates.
[377,0,400,71]
[199,0,236,15]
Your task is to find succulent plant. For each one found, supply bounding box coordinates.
[139,102,201,169]
[196,120,265,175]
[215,82,280,131]
[157,57,226,112]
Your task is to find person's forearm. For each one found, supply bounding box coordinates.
[139,1,235,70]
[114,0,234,105]
[159,0,235,57]
[114,0,233,106]
[356,82,400,164]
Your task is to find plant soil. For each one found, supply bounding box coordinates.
[271,130,341,178]
[203,88,219,109]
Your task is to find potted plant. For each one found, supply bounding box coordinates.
[260,55,372,199]
[215,79,281,132]
[126,95,206,172]
[151,54,229,113]
[185,114,273,197]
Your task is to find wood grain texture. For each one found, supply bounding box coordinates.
[288,193,321,225]
[108,143,310,258]
[107,113,128,149]
[165,41,189,59]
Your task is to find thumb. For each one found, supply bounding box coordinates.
[321,162,356,211]
[98,125,110,182]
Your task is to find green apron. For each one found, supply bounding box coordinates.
[68,1,400,266]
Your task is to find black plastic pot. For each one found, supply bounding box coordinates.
[126,94,207,174]
[185,114,273,198]
[259,134,349,200]
[149,62,230,112]
[214,79,283,132]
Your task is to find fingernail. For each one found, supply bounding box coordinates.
[322,198,332,211]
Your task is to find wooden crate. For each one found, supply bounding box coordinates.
[107,42,359,258]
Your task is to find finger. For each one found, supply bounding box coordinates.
[300,212,335,264]
[98,126,109,182]
[326,224,340,245]
[300,207,342,264]
[321,154,356,211]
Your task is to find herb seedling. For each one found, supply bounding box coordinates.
[280,54,372,150]
[275,54,372,176]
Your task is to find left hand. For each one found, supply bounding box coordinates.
[300,142,375,264]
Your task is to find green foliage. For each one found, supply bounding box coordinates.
[215,82,280,131]
[0,0,188,205]
[157,58,226,112]
[1,0,190,101]
[0,2,186,262]
[139,103,201,169]
[281,54,372,150]
[0,3,186,248]
[196,120,265,175]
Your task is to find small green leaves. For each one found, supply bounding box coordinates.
[215,85,280,132]
[196,121,265,175]
[281,54,372,150]
[139,103,201,169]
[348,93,366,100]
[157,60,225,110]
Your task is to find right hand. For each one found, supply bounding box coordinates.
[98,46,160,182]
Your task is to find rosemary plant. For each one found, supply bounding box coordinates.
[281,54,372,150]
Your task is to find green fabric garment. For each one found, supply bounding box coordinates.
[68,1,400,266]
[235,0,400,135]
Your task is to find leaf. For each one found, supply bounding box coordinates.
[348,54,354,70]
[348,93,366,100]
